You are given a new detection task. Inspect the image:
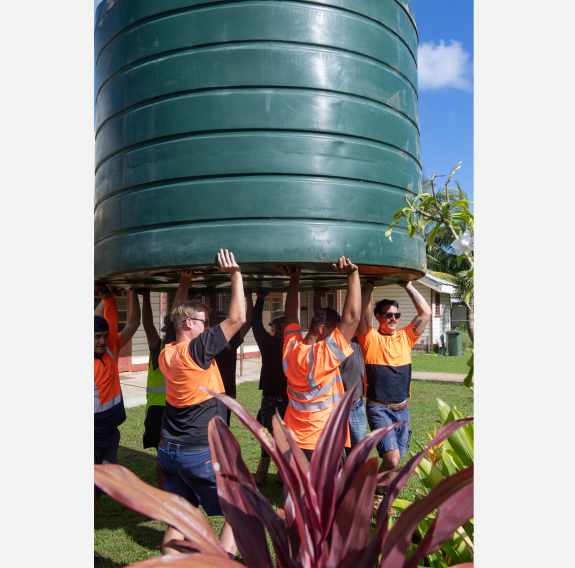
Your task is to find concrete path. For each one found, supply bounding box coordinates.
[121,357,470,408]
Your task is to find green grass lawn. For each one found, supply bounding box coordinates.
[95,381,473,566]
[411,350,472,374]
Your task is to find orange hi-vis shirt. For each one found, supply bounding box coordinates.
[282,323,354,450]
[159,341,225,408]
[357,325,418,403]
[94,297,125,414]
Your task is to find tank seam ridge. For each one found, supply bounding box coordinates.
[94,128,422,176]
[95,38,418,104]
[94,173,419,211]
[95,0,418,70]
[95,86,420,138]
[94,217,420,247]
[392,0,419,44]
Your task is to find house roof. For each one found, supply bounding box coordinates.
[419,274,457,294]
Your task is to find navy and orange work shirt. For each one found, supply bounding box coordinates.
[282,323,353,450]
[357,325,418,402]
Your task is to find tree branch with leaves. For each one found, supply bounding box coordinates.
[386,162,474,389]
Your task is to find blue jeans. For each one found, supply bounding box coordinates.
[157,443,222,516]
[346,401,367,456]
[366,403,412,458]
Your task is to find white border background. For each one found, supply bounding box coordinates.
[0,0,571,564]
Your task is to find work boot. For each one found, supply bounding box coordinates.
[255,457,271,484]
[372,492,397,519]
[372,493,384,519]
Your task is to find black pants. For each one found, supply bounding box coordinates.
[301,448,345,469]
[260,396,288,457]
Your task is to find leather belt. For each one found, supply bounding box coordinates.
[263,395,287,402]
[159,440,210,452]
[350,398,363,411]
[366,399,408,411]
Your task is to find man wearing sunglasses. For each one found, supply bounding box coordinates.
[157,249,245,560]
[356,279,431,517]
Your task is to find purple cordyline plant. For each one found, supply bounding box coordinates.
[95,387,474,568]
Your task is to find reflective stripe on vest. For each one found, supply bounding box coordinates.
[94,348,122,413]
[325,334,347,364]
[282,341,296,373]
[288,391,345,412]
[288,373,343,401]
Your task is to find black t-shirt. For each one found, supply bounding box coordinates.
[339,337,365,401]
[214,331,243,398]
[160,322,229,446]
[252,298,288,397]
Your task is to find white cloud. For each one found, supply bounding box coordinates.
[418,40,473,91]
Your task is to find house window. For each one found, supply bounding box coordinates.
[435,293,441,317]
[270,293,283,313]
[167,292,210,313]
[95,290,128,331]
[299,291,337,331]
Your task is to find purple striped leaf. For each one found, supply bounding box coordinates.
[402,467,474,568]
[94,465,225,558]
[359,417,474,567]
[308,387,356,533]
[202,388,315,560]
[126,553,240,567]
[325,458,379,567]
[335,423,403,505]
[379,466,474,568]
[271,412,323,544]
[208,418,274,568]
[235,481,298,568]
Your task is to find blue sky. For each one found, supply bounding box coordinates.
[411,0,474,201]
[94,0,473,200]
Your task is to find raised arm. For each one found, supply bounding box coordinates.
[252,290,272,347]
[398,281,432,337]
[205,288,217,328]
[333,256,361,343]
[277,267,301,326]
[215,249,246,342]
[357,278,382,336]
[170,270,201,320]
[94,283,113,316]
[313,290,322,314]
[138,288,160,351]
[121,290,141,345]
[240,291,253,339]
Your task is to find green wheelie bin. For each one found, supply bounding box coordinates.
[446,330,463,356]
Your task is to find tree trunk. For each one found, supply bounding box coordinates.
[467,296,474,344]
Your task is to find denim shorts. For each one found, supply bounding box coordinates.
[157,443,222,516]
[346,401,367,456]
[365,403,412,458]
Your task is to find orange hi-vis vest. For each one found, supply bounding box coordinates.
[159,341,225,408]
[282,323,354,450]
[94,297,124,414]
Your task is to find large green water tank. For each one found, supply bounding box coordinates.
[94,0,425,291]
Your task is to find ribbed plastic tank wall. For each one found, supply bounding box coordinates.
[94,0,425,291]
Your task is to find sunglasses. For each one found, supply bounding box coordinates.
[187,317,209,328]
[383,312,401,320]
